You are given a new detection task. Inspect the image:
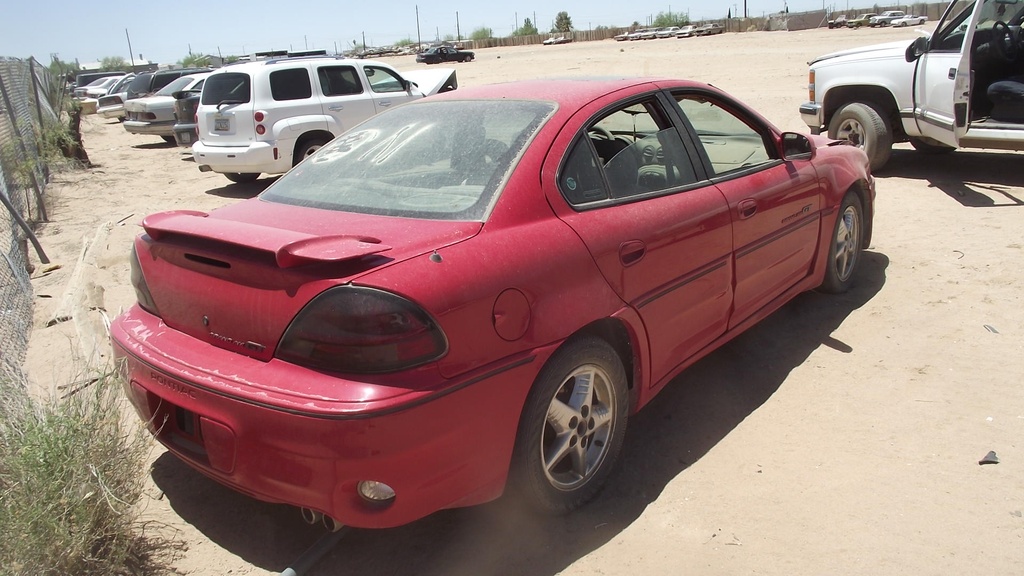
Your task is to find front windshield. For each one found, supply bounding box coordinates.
[261,99,556,221]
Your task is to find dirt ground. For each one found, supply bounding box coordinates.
[25,26,1024,575]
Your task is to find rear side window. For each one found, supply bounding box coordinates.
[270,68,313,101]
[151,72,183,93]
[318,66,362,96]
[201,73,252,105]
[127,74,153,97]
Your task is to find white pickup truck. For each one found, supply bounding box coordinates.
[801,0,1024,170]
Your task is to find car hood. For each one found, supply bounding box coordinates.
[135,199,482,362]
[808,39,917,65]
[125,95,175,112]
[402,68,458,95]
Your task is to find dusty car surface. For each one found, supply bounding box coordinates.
[111,77,874,530]
[416,46,475,64]
[801,0,1024,170]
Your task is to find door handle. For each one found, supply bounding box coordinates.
[948,68,957,80]
[619,240,646,266]
[378,100,392,107]
[328,105,344,111]
[738,199,758,219]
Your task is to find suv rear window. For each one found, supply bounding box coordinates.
[201,73,252,105]
[127,74,154,98]
[270,68,313,101]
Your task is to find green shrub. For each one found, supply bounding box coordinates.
[0,373,176,575]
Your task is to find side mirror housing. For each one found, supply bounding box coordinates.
[781,132,815,161]
[906,36,928,62]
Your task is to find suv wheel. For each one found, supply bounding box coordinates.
[224,173,260,184]
[295,137,330,166]
[828,102,892,172]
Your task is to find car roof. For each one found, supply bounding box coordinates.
[426,77,710,108]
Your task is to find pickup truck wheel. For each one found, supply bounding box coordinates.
[908,136,955,154]
[819,191,864,294]
[294,137,330,166]
[224,173,260,184]
[828,102,892,172]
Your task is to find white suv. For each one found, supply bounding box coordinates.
[193,55,457,183]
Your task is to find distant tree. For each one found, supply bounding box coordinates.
[513,18,539,36]
[594,25,611,32]
[443,34,457,42]
[179,54,210,68]
[652,11,690,27]
[470,27,493,40]
[395,38,416,47]
[554,11,573,33]
[100,56,129,71]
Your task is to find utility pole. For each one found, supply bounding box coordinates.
[457,11,461,41]
[125,29,136,70]
[416,5,422,48]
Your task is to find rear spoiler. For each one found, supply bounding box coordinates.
[142,210,391,268]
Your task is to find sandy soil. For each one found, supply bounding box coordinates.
[25,26,1024,575]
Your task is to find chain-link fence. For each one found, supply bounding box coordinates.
[0,56,62,388]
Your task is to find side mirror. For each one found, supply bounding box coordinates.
[906,36,928,62]
[781,132,815,161]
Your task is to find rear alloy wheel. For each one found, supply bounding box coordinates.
[828,102,892,172]
[819,192,864,294]
[224,173,260,184]
[294,137,330,166]
[511,337,628,514]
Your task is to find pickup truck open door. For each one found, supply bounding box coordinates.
[908,0,985,148]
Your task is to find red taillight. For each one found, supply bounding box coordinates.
[256,124,266,135]
[277,286,447,374]
[254,111,265,122]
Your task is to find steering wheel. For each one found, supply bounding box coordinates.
[991,21,1019,62]
[588,126,614,140]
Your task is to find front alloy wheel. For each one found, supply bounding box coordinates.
[820,192,864,294]
[512,338,628,513]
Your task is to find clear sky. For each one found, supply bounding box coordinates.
[4,1,841,65]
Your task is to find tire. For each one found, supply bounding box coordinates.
[908,136,955,155]
[819,192,864,294]
[294,137,330,166]
[828,102,893,172]
[510,337,629,514]
[224,173,260,184]
[161,135,176,144]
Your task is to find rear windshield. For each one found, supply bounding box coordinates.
[156,76,196,97]
[201,72,252,106]
[260,99,555,221]
[127,74,153,94]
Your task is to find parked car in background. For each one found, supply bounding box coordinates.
[416,46,475,64]
[869,10,906,26]
[627,28,651,40]
[73,71,126,93]
[126,68,210,101]
[640,28,661,39]
[676,25,698,37]
[890,14,928,27]
[112,76,873,531]
[614,30,631,41]
[96,74,137,121]
[543,35,572,45]
[846,13,877,28]
[73,75,123,99]
[828,15,848,28]
[694,23,725,36]
[124,73,211,143]
[172,87,202,147]
[192,55,458,182]
[656,26,681,38]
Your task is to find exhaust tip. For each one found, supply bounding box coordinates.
[322,515,343,532]
[300,508,323,525]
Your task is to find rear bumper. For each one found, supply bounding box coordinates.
[192,140,291,175]
[124,120,175,136]
[173,123,198,147]
[110,305,538,528]
[98,105,125,119]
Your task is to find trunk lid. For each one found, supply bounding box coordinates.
[137,199,481,362]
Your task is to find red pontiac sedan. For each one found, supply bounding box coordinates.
[111,78,874,529]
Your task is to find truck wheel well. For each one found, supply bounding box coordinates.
[825,87,904,142]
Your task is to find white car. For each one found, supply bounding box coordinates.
[676,25,698,38]
[124,73,211,143]
[96,74,136,120]
[801,0,1024,170]
[74,75,125,99]
[656,26,681,38]
[890,14,928,27]
[192,56,456,183]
